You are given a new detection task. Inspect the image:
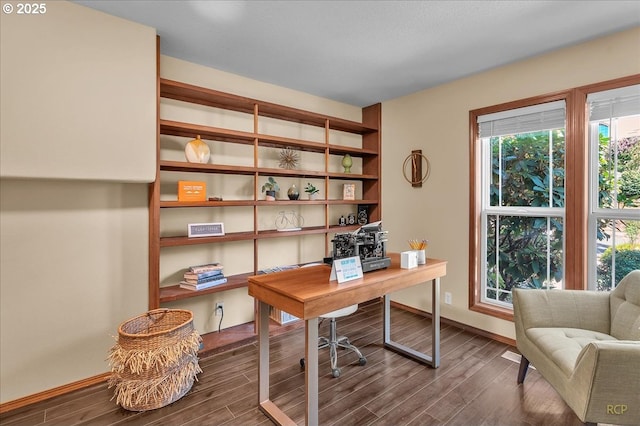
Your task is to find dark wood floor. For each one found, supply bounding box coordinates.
[1,302,586,426]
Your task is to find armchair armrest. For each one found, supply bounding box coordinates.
[570,341,640,425]
[513,288,611,334]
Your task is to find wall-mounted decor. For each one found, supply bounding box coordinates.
[402,149,430,187]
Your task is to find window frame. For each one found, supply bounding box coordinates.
[586,83,640,291]
[469,75,640,321]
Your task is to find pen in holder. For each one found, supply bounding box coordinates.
[408,239,428,264]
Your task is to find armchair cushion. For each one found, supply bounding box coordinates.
[610,270,640,340]
[526,327,616,376]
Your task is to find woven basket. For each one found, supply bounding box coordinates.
[108,309,202,411]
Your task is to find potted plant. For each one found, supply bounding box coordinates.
[261,177,279,201]
[304,182,320,200]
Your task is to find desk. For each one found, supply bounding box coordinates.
[248,253,447,426]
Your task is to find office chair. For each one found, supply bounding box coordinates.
[299,263,367,378]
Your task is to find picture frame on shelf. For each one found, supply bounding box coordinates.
[343,183,355,200]
[188,222,225,238]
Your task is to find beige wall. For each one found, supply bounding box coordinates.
[0,1,155,403]
[0,1,156,182]
[382,27,640,340]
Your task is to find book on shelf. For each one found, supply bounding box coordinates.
[178,181,207,202]
[188,263,223,273]
[183,269,224,281]
[179,277,228,291]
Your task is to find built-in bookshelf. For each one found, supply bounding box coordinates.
[149,74,381,352]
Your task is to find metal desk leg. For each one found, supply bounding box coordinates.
[431,277,440,368]
[305,317,319,426]
[258,301,270,406]
[258,301,297,426]
[383,277,441,368]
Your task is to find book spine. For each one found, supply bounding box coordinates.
[180,277,228,290]
[184,275,225,284]
[183,270,224,280]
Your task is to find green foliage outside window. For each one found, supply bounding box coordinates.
[485,129,639,300]
[596,134,640,290]
[486,131,565,300]
[597,243,640,291]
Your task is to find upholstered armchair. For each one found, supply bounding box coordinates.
[513,270,640,425]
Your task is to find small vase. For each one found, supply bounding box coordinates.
[308,192,318,200]
[287,185,299,200]
[342,154,352,173]
[265,190,276,201]
[184,135,210,163]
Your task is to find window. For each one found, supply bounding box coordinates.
[470,75,640,320]
[587,85,640,291]
[477,101,566,308]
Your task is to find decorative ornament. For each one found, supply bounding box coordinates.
[184,135,210,164]
[341,153,353,173]
[279,147,299,170]
[287,185,300,200]
[402,149,430,187]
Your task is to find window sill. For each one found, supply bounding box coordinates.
[469,301,514,322]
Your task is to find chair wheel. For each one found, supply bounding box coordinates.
[332,368,341,378]
[359,357,367,366]
[300,358,305,369]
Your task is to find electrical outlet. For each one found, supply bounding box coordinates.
[215,302,224,316]
[444,292,452,305]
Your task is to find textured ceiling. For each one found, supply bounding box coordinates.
[75,1,640,106]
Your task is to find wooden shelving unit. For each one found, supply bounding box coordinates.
[149,75,381,352]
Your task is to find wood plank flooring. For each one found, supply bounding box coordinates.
[1,302,586,426]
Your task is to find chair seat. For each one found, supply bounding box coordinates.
[320,304,358,319]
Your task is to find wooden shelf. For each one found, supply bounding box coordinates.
[159,231,256,248]
[159,272,253,303]
[160,119,255,145]
[160,78,378,134]
[160,160,255,175]
[151,64,381,353]
[159,160,379,181]
[160,200,255,208]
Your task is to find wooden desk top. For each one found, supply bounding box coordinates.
[248,253,447,320]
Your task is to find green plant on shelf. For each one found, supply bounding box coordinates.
[261,177,279,193]
[304,182,319,194]
[261,177,279,201]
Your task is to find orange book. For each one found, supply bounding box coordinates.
[178,181,206,202]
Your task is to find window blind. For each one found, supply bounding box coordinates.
[478,100,566,138]
[588,84,640,121]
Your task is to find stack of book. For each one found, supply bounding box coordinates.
[179,263,227,291]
